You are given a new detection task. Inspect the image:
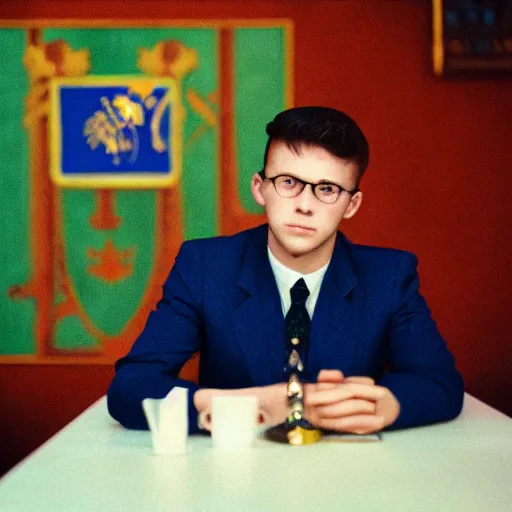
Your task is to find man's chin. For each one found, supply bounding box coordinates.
[280,238,319,258]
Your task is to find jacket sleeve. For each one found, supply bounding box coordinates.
[377,252,464,429]
[107,241,204,433]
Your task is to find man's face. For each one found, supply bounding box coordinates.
[252,141,362,264]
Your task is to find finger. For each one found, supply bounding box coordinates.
[317,369,344,383]
[313,382,341,391]
[304,382,340,395]
[306,379,374,395]
[344,376,375,386]
[314,415,385,435]
[305,383,386,406]
[317,382,340,390]
[313,399,376,419]
[199,412,212,431]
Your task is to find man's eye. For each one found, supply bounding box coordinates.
[318,184,335,194]
[280,176,297,187]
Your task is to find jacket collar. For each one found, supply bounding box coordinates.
[237,225,358,298]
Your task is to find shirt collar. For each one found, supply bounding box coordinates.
[267,246,330,294]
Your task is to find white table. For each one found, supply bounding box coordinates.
[1,394,511,512]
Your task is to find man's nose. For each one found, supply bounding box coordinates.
[295,184,316,214]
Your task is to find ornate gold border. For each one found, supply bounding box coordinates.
[0,19,294,29]
[432,0,445,77]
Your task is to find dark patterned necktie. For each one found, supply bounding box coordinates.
[284,278,311,380]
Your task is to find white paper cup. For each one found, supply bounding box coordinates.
[211,396,259,450]
[142,388,189,456]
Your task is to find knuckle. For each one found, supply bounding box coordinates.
[375,385,387,396]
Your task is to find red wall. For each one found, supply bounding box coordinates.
[1,0,511,475]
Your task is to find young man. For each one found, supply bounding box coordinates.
[107,106,464,435]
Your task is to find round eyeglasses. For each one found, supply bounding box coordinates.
[259,171,358,205]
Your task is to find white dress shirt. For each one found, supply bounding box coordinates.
[267,247,330,319]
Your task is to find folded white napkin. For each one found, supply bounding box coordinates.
[142,387,188,455]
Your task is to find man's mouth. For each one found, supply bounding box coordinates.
[286,224,316,234]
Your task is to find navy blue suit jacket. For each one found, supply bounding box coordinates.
[107,224,464,433]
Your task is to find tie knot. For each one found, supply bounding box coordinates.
[290,278,310,305]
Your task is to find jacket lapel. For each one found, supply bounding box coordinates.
[308,233,361,379]
[233,226,285,386]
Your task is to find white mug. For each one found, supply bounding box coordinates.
[206,396,260,450]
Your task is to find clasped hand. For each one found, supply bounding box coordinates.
[302,370,400,434]
[257,370,400,435]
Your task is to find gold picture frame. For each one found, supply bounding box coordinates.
[433,0,512,76]
[49,76,183,189]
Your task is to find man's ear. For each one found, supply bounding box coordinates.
[342,191,363,219]
[251,173,266,207]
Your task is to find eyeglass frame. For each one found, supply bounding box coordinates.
[258,170,359,204]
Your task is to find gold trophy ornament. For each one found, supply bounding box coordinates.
[265,338,323,445]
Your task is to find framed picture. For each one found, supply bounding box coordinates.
[50,77,181,189]
[0,19,293,363]
[433,0,512,76]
